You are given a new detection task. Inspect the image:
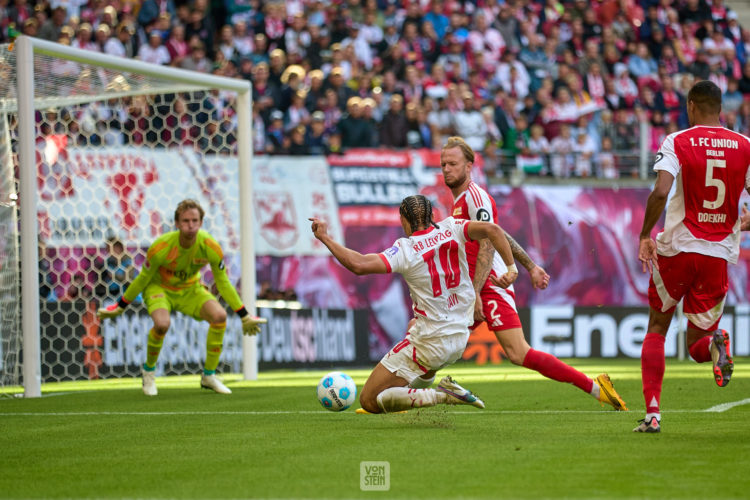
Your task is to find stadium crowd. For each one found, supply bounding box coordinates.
[3,0,750,177]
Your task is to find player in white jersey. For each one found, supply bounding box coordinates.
[636,80,750,433]
[310,194,518,414]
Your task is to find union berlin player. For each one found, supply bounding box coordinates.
[440,136,627,410]
[636,80,750,433]
[310,195,518,414]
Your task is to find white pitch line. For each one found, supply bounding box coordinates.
[703,398,750,413]
[0,408,742,417]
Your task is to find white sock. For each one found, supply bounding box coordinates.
[645,412,661,422]
[376,387,446,412]
[590,381,600,400]
[409,375,435,389]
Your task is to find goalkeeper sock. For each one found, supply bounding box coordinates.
[145,328,165,369]
[204,322,226,373]
[376,387,441,412]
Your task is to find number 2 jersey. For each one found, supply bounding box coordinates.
[450,181,512,287]
[655,125,750,264]
[122,229,244,310]
[378,217,475,340]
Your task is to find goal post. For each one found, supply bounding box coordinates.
[6,35,258,397]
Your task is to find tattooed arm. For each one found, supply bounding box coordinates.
[471,238,494,321]
[505,233,550,290]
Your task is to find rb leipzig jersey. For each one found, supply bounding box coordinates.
[378,217,475,339]
[450,181,513,284]
[654,125,750,264]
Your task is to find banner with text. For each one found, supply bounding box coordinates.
[39,302,370,382]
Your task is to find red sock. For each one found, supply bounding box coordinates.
[522,348,594,393]
[641,333,666,414]
[688,335,712,363]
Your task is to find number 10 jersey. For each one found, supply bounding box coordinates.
[378,217,475,341]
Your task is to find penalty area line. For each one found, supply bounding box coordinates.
[703,398,750,413]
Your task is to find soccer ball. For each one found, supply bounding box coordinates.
[317,371,357,411]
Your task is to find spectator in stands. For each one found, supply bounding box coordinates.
[137,0,176,30]
[339,96,376,149]
[38,6,67,41]
[424,0,449,41]
[467,11,505,70]
[138,31,171,65]
[612,108,639,151]
[306,110,332,155]
[723,78,744,114]
[549,123,576,178]
[628,42,659,85]
[520,34,552,92]
[180,40,211,73]
[687,48,711,80]
[612,63,639,109]
[287,125,310,155]
[285,89,311,133]
[326,66,355,112]
[265,109,286,154]
[597,136,618,179]
[380,94,409,148]
[453,92,487,153]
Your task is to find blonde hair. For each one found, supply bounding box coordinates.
[174,199,205,222]
[442,136,475,163]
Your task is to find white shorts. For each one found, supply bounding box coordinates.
[380,332,468,385]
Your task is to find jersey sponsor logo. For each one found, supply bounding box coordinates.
[384,246,399,257]
[453,207,463,216]
[193,258,209,266]
[476,208,491,222]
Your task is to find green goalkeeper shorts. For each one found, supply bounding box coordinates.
[143,282,216,321]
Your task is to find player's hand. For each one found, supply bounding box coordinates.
[490,269,519,289]
[529,265,550,290]
[309,217,329,240]
[242,315,267,336]
[741,204,750,231]
[638,237,659,273]
[472,298,485,322]
[97,303,124,320]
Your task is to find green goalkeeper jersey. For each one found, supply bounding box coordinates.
[122,229,243,311]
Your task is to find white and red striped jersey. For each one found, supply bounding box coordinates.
[378,217,475,339]
[654,125,750,264]
[450,181,512,283]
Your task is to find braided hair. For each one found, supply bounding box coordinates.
[399,195,439,232]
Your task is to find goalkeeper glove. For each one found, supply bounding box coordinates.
[97,298,129,320]
[241,315,267,335]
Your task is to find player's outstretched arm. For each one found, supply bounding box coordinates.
[309,217,387,275]
[467,221,518,288]
[505,233,549,289]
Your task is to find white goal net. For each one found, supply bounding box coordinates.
[0,37,256,396]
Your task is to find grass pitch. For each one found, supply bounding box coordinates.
[2,358,749,499]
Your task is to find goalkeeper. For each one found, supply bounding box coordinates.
[97,199,266,395]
